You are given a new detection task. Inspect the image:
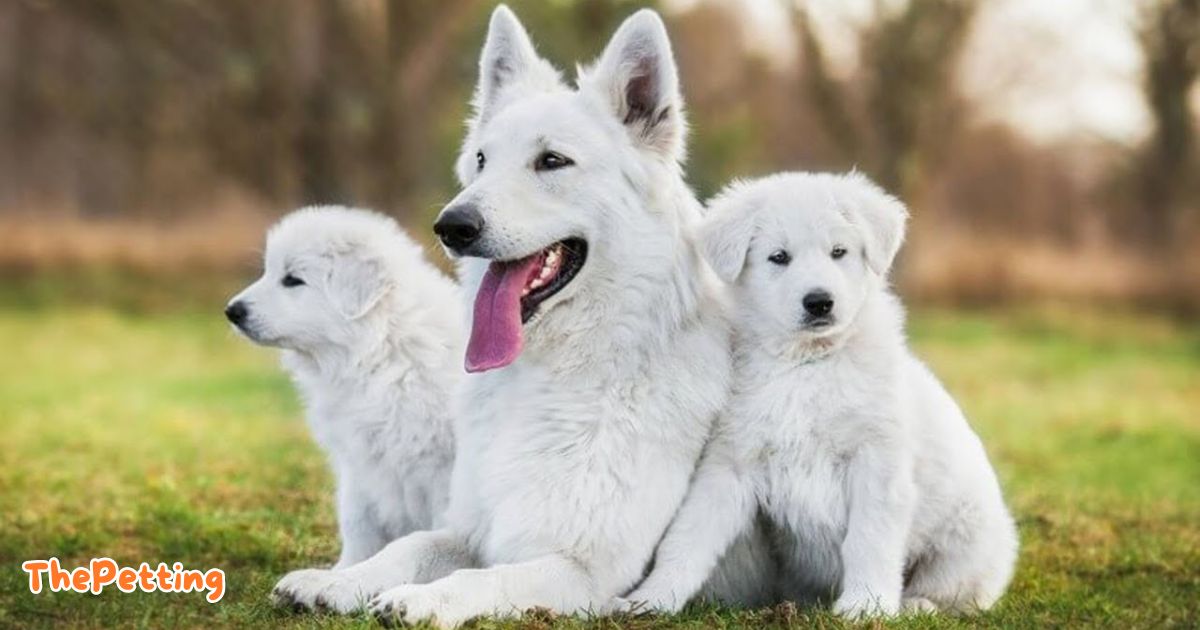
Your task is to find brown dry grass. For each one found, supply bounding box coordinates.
[902,230,1200,311]
[0,210,273,274]
[1,213,1198,312]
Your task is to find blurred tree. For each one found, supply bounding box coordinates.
[671,2,774,196]
[793,6,862,166]
[1137,0,1199,244]
[783,0,980,208]
[373,0,479,210]
[1,2,38,209]
[0,0,1194,312]
[860,0,979,202]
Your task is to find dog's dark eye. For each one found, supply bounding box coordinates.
[831,246,848,260]
[535,151,574,171]
[475,151,486,172]
[768,250,791,266]
[281,274,305,288]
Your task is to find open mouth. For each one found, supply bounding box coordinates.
[466,238,587,373]
[514,238,587,323]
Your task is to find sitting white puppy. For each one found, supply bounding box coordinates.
[624,173,1017,616]
[225,206,464,573]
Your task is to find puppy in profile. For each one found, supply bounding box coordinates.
[225,206,464,575]
[624,173,1017,616]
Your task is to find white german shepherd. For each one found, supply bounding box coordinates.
[272,6,737,626]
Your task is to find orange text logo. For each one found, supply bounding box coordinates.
[21,557,225,603]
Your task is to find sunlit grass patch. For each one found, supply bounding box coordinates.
[1,305,1196,628]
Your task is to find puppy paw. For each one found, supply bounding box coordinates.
[833,591,899,618]
[620,586,684,614]
[370,583,475,629]
[271,568,327,611]
[605,596,641,615]
[271,567,373,614]
[902,596,939,614]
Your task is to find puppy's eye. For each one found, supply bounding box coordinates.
[475,151,486,171]
[281,274,305,288]
[767,250,791,266]
[831,246,848,260]
[534,151,574,171]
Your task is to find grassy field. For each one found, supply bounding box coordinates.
[0,303,1197,628]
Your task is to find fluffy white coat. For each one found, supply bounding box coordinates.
[226,207,463,574]
[267,8,759,627]
[623,172,1018,617]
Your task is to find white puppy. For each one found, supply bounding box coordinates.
[225,206,464,573]
[624,172,1017,616]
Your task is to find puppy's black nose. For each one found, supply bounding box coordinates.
[434,204,485,251]
[802,291,834,317]
[225,301,248,325]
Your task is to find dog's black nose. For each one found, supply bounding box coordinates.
[802,291,834,317]
[434,204,485,251]
[225,301,248,325]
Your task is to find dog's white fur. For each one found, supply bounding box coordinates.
[266,8,749,626]
[226,207,463,575]
[623,172,1018,617]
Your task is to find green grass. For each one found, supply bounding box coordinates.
[1,304,1197,628]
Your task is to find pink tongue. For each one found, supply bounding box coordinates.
[466,256,543,373]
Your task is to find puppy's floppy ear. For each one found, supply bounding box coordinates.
[845,173,908,277]
[583,10,686,160]
[325,254,390,320]
[700,185,757,283]
[472,5,562,125]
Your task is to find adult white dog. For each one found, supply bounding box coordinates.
[623,172,1018,616]
[225,206,463,573]
[269,6,745,627]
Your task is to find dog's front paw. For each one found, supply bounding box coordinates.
[271,567,373,614]
[370,583,478,629]
[271,568,327,611]
[901,596,939,614]
[833,590,898,618]
[606,596,640,615]
[621,587,683,614]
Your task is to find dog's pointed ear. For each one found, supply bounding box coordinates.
[846,173,908,277]
[325,254,390,321]
[585,10,686,160]
[699,185,757,283]
[472,5,561,125]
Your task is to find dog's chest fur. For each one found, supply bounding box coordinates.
[287,347,457,538]
[725,320,905,600]
[451,305,729,592]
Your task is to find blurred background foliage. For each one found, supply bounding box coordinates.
[0,0,1198,310]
